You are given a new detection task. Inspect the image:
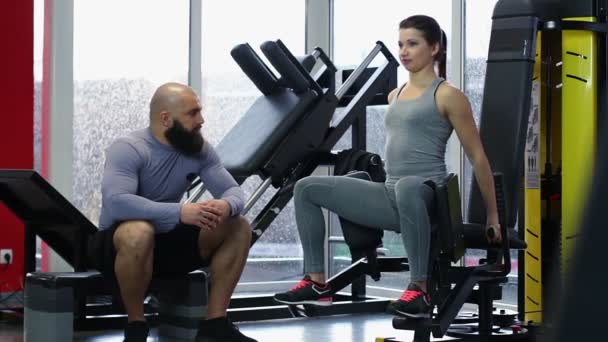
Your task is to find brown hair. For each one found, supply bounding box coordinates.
[399,15,447,78]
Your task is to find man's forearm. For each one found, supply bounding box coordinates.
[107,193,182,228]
[220,187,246,216]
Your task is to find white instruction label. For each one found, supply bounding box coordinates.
[526,80,541,189]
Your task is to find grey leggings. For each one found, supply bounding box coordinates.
[294,175,434,282]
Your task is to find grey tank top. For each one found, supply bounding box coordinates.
[384,78,453,188]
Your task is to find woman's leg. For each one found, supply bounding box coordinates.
[393,176,435,287]
[273,175,399,306]
[387,176,436,318]
[294,175,399,279]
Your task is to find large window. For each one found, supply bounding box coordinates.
[201,0,306,290]
[464,0,518,306]
[72,1,190,225]
[332,1,454,296]
[34,0,47,273]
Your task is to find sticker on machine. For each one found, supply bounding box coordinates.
[526,80,541,189]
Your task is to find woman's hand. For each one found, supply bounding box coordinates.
[486,223,502,244]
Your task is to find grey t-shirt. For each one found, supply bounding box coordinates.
[98,128,245,232]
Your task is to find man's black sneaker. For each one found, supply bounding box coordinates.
[196,317,257,342]
[123,320,149,342]
[387,283,432,319]
[273,275,332,306]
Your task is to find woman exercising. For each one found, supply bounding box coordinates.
[274,15,501,318]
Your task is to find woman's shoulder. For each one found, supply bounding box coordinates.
[387,82,407,103]
[435,81,471,117]
[436,81,468,104]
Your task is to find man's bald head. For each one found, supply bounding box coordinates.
[148,82,205,155]
[149,82,197,122]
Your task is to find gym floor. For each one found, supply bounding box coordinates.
[0,312,459,341]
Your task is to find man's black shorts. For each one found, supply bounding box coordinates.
[87,222,210,280]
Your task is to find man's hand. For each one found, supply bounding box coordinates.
[204,199,231,222]
[180,202,224,231]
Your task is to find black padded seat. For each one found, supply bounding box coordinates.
[216,88,318,179]
[463,224,527,250]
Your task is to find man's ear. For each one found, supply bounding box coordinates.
[160,111,172,127]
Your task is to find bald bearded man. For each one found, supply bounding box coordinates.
[90,83,256,342]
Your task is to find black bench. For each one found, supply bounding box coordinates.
[0,170,208,341]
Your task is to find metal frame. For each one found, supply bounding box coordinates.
[43,0,74,273]
[216,42,401,321]
[31,0,494,328]
[246,42,398,247]
[188,0,202,95]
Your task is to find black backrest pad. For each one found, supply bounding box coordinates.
[297,54,316,73]
[261,41,311,94]
[467,16,537,228]
[216,89,318,179]
[231,43,280,96]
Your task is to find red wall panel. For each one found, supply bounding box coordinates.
[0,0,34,295]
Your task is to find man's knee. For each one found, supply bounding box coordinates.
[230,215,251,245]
[217,215,251,246]
[113,220,155,254]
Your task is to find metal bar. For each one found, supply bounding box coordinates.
[250,183,295,246]
[24,224,36,275]
[229,295,282,309]
[249,159,320,246]
[185,184,207,203]
[312,47,337,72]
[351,107,367,150]
[321,60,397,150]
[350,251,367,299]
[328,236,345,243]
[312,64,328,83]
[327,257,409,294]
[560,20,608,33]
[518,182,526,321]
[327,258,368,293]
[242,177,272,216]
[335,43,383,101]
[228,306,294,322]
[73,227,87,272]
[302,298,390,316]
[434,272,478,337]
[477,284,493,335]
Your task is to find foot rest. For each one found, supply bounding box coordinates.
[392,316,431,330]
[392,317,432,342]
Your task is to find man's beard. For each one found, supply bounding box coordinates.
[164,120,205,156]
